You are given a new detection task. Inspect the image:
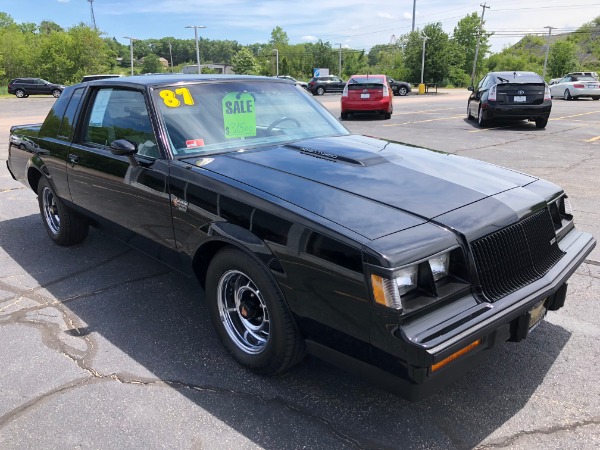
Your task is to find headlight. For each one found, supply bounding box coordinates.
[371,248,468,314]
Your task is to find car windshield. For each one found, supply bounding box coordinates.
[153,80,348,156]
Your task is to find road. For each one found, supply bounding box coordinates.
[0,91,599,449]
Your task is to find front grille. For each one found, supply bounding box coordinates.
[471,209,565,302]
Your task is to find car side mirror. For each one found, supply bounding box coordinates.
[110,139,137,156]
[468,86,474,92]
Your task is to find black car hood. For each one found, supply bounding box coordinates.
[182,135,538,240]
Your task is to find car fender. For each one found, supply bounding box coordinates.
[191,221,286,288]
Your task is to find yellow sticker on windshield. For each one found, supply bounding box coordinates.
[222,92,256,138]
[159,87,195,108]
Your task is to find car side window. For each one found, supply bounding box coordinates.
[57,88,85,140]
[82,88,159,158]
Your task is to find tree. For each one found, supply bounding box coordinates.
[269,26,289,47]
[548,41,578,78]
[39,21,63,34]
[453,13,491,81]
[403,24,452,83]
[141,54,164,74]
[232,47,258,74]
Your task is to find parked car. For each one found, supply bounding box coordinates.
[387,76,411,96]
[306,76,346,95]
[341,74,393,120]
[7,78,65,98]
[7,75,595,399]
[549,75,600,100]
[566,71,598,80]
[81,74,122,83]
[467,71,552,128]
[274,75,308,89]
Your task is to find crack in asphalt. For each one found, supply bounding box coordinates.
[0,269,370,448]
[474,417,600,449]
[0,186,26,193]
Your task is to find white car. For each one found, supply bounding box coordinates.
[549,75,600,100]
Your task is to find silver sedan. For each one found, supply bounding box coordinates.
[549,75,600,100]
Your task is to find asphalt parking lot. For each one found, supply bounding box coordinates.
[1,91,599,449]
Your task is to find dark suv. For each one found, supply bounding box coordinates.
[7,78,65,98]
[307,76,346,95]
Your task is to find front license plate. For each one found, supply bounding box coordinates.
[361,93,370,99]
[528,299,547,332]
[514,96,526,102]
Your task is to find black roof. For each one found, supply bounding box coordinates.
[81,74,283,88]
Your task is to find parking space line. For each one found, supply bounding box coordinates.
[551,110,600,120]
[383,115,464,126]
[585,135,600,142]
[392,107,459,116]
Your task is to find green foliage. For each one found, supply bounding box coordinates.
[141,54,164,74]
[547,41,579,78]
[232,47,258,74]
[453,12,491,82]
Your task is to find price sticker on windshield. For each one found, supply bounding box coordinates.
[222,92,256,138]
[159,87,195,108]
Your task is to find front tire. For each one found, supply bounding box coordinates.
[52,89,61,98]
[206,247,305,375]
[37,177,89,246]
[398,86,408,96]
[467,103,474,120]
[564,89,572,100]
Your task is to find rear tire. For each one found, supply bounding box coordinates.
[15,89,25,98]
[37,177,89,246]
[206,247,305,375]
[341,112,349,120]
[383,112,391,120]
[316,86,325,96]
[535,117,548,129]
[477,106,487,128]
[593,96,600,100]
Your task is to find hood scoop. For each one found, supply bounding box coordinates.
[286,143,388,167]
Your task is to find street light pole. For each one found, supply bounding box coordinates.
[186,25,207,74]
[420,33,429,85]
[334,43,342,77]
[273,49,279,76]
[123,36,137,76]
[168,41,174,73]
[412,0,417,32]
[542,26,555,80]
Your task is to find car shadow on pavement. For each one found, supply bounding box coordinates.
[0,214,571,449]
[463,118,550,130]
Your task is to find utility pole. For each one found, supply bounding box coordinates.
[471,3,490,87]
[123,36,137,76]
[542,26,555,80]
[419,33,429,93]
[273,49,279,76]
[412,0,417,32]
[88,0,97,31]
[334,43,342,77]
[168,41,174,72]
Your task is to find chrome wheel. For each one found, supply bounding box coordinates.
[42,186,60,235]
[217,270,270,354]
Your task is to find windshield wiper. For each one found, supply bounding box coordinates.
[497,76,509,83]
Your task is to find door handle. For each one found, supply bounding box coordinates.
[68,153,80,165]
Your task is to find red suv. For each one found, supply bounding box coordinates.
[341,74,393,120]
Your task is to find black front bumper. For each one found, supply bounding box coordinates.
[307,228,595,400]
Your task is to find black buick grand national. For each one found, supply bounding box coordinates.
[6,75,595,399]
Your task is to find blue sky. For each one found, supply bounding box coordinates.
[0,0,598,53]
